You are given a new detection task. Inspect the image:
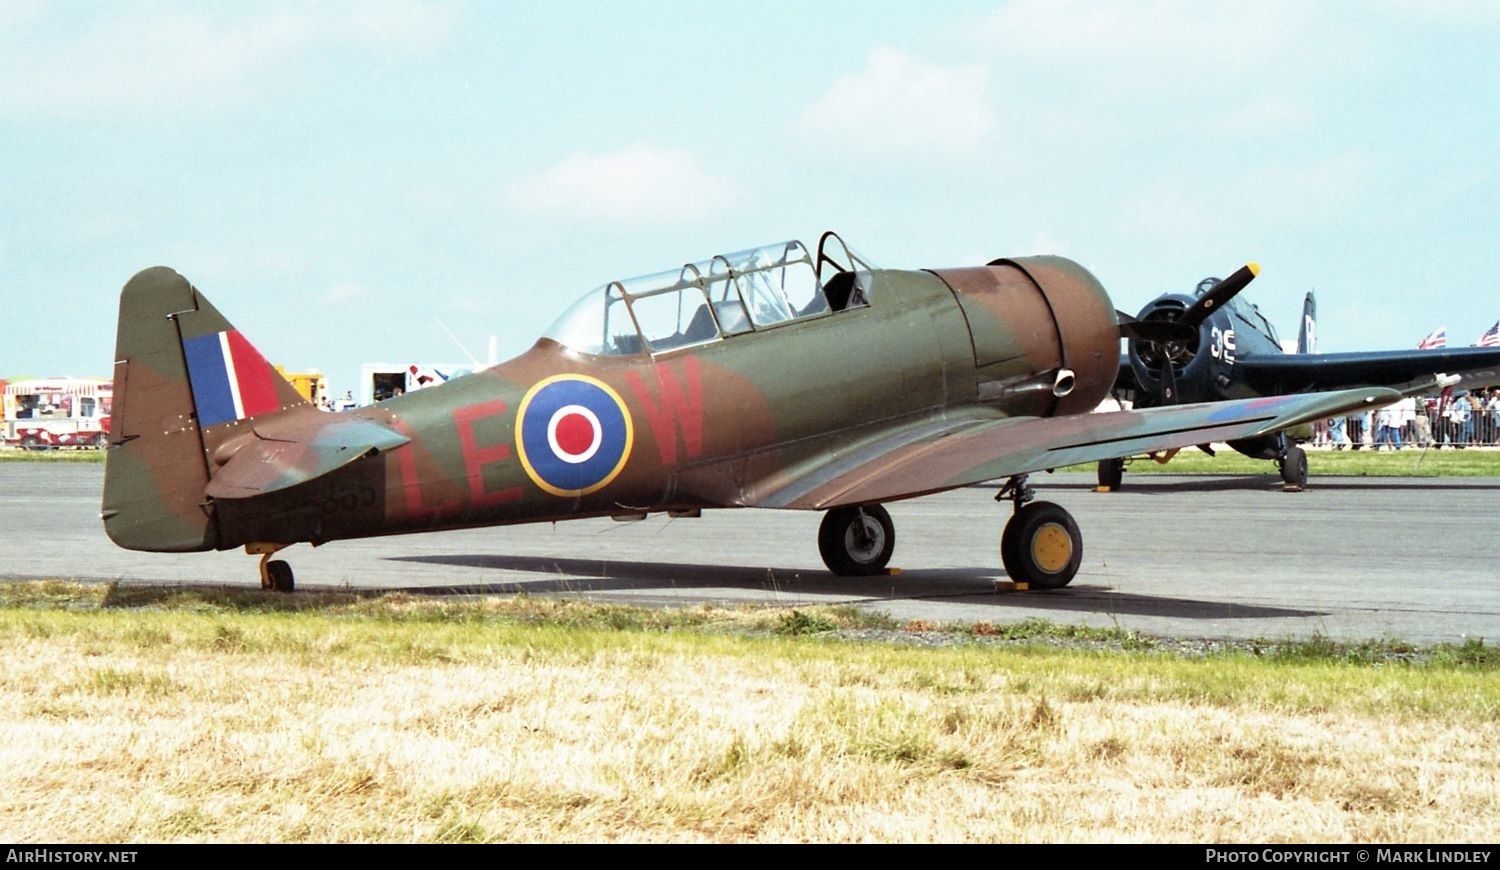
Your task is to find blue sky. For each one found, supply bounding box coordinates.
[3,0,1498,392]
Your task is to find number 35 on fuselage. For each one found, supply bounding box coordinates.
[101,231,1396,591]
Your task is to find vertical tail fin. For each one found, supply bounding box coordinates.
[102,267,308,552]
[1297,291,1316,354]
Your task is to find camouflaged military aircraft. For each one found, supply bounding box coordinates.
[101,232,1401,593]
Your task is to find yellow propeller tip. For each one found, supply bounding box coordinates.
[1247,262,1261,276]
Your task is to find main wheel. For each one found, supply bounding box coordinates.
[1279,445,1308,489]
[1000,501,1082,589]
[266,559,295,593]
[818,504,895,576]
[1097,457,1124,490]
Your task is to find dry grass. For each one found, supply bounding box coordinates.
[0,584,1496,843]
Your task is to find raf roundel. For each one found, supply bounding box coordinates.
[515,375,634,497]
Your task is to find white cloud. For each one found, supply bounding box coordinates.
[1213,95,1316,136]
[1379,0,1500,24]
[951,0,1372,138]
[506,144,736,225]
[973,0,1331,84]
[0,1,457,117]
[324,281,367,305]
[1243,152,1376,219]
[791,47,993,161]
[1116,151,1377,246]
[346,0,457,53]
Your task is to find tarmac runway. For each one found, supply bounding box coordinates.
[3,461,1498,646]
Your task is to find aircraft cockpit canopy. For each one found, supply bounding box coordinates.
[1194,276,1280,346]
[545,232,874,356]
[1232,298,1280,346]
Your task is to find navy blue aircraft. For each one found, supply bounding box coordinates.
[1103,265,1500,490]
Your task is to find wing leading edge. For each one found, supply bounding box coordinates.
[748,387,1402,510]
[1236,347,1500,397]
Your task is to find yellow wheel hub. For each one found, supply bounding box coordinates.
[1030,523,1073,574]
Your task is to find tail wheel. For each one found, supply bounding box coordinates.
[1001,501,1082,589]
[818,504,895,576]
[256,549,295,593]
[265,560,295,593]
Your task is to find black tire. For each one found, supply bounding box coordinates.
[818,504,895,576]
[1000,501,1082,589]
[20,436,40,451]
[1097,457,1124,490]
[266,559,295,593]
[1279,445,1308,489]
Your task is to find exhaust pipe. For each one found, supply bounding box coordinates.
[977,367,1079,402]
[1053,368,1076,397]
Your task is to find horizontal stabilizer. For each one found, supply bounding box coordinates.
[205,413,409,499]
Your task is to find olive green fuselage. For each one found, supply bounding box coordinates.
[107,258,1118,552]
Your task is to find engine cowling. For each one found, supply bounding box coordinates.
[1128,294,1208,405]
[932,256,1120,418]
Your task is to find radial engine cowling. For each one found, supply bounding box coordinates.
[1127,293,1217,405]
[932,256,1121,418]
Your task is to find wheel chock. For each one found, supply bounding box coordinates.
[994,580,1031,592]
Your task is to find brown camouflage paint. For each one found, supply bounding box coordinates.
[104,254,1394,556]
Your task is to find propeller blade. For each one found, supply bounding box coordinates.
[1180,262,1259,326]
[1160,350,1180,404]
[1116,312,1197,343]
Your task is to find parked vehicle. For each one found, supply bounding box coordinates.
[2,378,112,449]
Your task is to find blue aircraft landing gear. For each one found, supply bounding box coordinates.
[996,474,1082,590]
[248,542,295,593]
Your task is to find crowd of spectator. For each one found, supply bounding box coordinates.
[1314,388,1500,449]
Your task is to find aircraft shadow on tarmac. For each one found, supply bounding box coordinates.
[387,554,1321,621]
[385,553,986,595]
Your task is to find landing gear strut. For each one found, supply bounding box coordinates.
[248,543,295,593]
[818,504,895,575]
[996,474,1082,589]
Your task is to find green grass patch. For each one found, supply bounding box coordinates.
[3,581,1496,682]
[1067,447,1500,477]
[0,448,105,462]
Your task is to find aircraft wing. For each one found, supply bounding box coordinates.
[748,387,1400,510]
[204,412,409,499]
[1236,347,1500,397]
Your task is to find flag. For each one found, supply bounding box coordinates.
[1418,327,1447,350]
[182,330,282,427]
[1475,321,1500,348]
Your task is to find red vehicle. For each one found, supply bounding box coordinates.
[2,378,113,449]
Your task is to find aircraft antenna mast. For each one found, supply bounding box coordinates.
[433,316,482,369]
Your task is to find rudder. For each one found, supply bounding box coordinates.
[1297,291,1317,354]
